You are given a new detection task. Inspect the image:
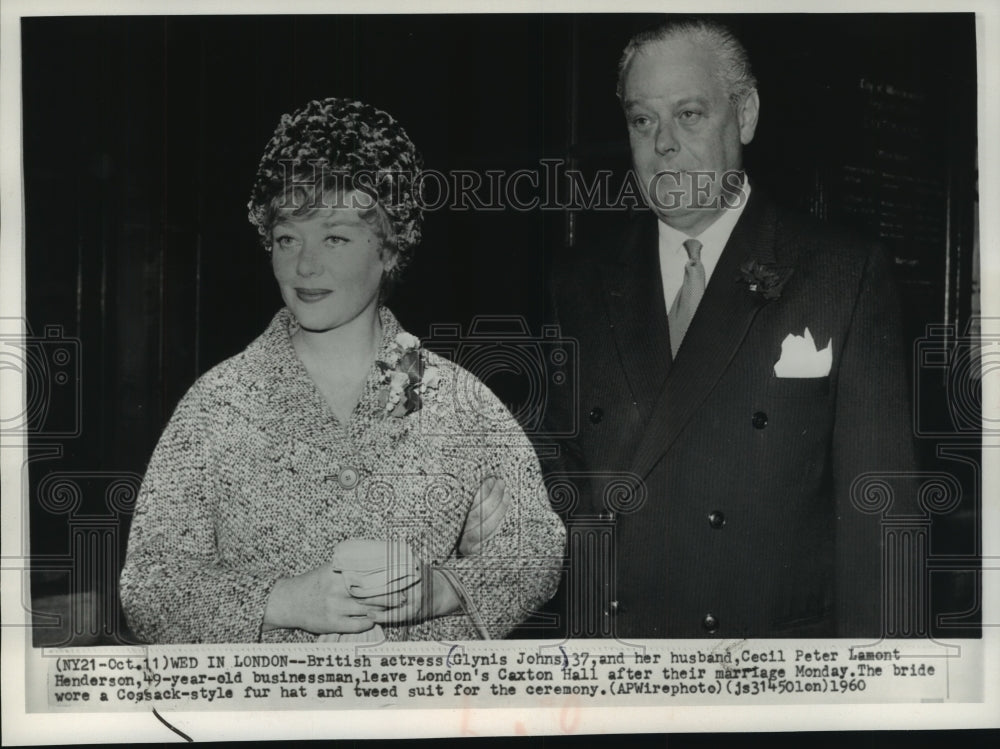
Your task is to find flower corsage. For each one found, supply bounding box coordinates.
[377,332,442,418]
[737,259,794,302]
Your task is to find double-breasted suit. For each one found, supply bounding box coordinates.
[543,187,919,638]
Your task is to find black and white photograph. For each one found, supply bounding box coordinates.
[2,0,998,742]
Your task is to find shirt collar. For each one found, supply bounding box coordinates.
[657,178,751,252]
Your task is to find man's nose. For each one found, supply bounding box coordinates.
[654,120,678,156]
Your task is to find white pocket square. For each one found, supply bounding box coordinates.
[774,326,832,378]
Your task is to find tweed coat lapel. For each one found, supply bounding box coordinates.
[600,210,672,422]
[248,306,405,443]
[629,190,786,480]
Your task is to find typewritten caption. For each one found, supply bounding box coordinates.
[38,640,981,711]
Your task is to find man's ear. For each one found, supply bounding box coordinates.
[738,89,760,145]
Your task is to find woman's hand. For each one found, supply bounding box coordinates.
[459,477,512,556]
[368,567,460,626]
[263,561,404,635]
[329,538,462,626]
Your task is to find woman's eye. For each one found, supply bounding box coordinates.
[324,235,347,246]
[274,235,298,249]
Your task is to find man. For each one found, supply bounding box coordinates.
[544,18,919,638]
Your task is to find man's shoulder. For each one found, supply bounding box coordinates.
[757,198,896,305]
[769,198,883,265]
[551,209,649,279]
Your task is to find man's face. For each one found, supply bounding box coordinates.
[623,37,759,235]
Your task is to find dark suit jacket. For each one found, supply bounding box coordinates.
[543,188,919,638]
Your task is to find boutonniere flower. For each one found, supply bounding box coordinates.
[376,332,442,418]
[737,259,794,301]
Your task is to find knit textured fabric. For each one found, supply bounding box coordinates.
[246,97,424,268]
[120,306,565,643]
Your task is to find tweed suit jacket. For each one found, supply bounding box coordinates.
[120,307,565,643]
[545,188,920,638]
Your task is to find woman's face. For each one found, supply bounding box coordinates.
[270,193,390,333]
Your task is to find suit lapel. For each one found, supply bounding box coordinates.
[601,210,672,420]
[630,191,783,480]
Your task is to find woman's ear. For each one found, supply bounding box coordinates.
[380,243,399,276]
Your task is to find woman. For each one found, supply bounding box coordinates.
[119,98,565,643]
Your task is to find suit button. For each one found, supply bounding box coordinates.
[589,407,604,424]
[708,510,726,529]
[752,411,768,429]
[338,467,359,490]
[702,613,718,633]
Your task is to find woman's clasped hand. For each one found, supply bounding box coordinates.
[264,476,512,635]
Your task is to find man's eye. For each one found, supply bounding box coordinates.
[679,110,703,122]
[630,115,652,129]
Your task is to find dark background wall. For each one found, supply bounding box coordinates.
[20,13,980,645]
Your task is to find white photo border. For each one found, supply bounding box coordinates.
[2,0,998,742]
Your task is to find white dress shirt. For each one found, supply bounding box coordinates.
[658,181,751,314]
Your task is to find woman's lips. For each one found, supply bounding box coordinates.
[295,288,332,302]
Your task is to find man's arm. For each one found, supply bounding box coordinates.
[540,251,588,482]
[831,242,921,637]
